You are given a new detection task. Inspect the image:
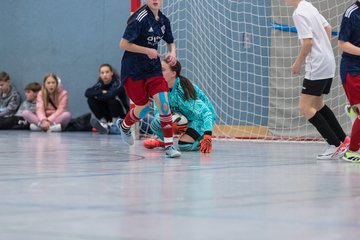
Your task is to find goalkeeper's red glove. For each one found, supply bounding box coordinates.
[200,134,212,153]
[172,122,188,135]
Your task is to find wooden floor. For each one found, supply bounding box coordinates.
[1,130,360,240]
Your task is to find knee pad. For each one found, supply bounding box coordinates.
[158,92,170,115]
[139,105,150,119]
[178,140,200,151]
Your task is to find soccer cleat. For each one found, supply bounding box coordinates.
[116,119,134,145]
[317,142,347,160]
[343,136,351,149]
[143,139,165,149]
[165,145,181,158]
[332,141,348,159]
[342,151,360,163]
[345,105,358,124]
[90,118,109,134]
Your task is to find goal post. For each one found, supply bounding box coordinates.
[128,0,353,141]
[131,0,141,13]
[159,0,353,140]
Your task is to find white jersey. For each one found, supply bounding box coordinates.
[293,0,335,80]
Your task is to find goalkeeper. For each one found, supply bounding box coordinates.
[143,59,216,153]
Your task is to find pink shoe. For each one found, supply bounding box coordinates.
[343,136,351,149]
[331,137,350,159]
[143,139,165,149]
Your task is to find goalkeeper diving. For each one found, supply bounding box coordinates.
[143,59,216,153]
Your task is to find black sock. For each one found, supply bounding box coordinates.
[319,105,346,142]
[309,112,341,146]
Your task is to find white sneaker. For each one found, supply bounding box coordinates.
[165,145,181,158]
[317,143,347,160]
[116,119,134,145]
[30,123,41,131]
[49,124,62,132]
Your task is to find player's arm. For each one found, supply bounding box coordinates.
[179,99,213,153]
[119,38,159,59]
[292,38,312,75]
[179,99,214,131]
[324,24,332,41]
[338,40,360,56]
[319,13,332,41]
[165,43,176,66]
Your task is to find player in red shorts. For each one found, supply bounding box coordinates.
[339,1,360,162]
[116,0,180,158]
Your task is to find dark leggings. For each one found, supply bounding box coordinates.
[0,116,29,130]
[87,98,129,122]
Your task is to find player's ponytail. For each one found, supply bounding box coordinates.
[166,60,197,101]
[179,75,197,101]
[127,4,147,24]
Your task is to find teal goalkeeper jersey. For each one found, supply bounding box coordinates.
[155,77,216,132]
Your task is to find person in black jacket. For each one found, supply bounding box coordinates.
[85,63,129,134]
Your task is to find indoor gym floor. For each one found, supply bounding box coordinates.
[0,130,360,240]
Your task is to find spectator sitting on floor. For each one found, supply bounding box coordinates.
[23,73,71,132]
[85,63,129,134]
[0,71,21,122]
[0,82,41,129]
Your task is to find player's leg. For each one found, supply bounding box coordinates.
[147,75,180,158]
[299,94,340,146]
[300,94,342,159]
[116,104,149,145]
[315,78,347,143]
[143,116,165,149]
[152,92,181,158]
[342,73,360,162]
[343,103,360,162]
[177,121,202,151]
[300,79,346,159]
[312,96,349,157]
[116,77,149,145]
[345,104,358,124]
[106,98,128,134]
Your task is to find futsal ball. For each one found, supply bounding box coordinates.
[172,113,188,125]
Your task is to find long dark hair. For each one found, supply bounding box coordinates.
[165,60,197,100]
[98,63,119,81]
[127,4,147,24]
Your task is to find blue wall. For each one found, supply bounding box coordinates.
[0,0,129,116]
[0,0,271,126]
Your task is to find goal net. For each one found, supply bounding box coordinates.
[156,0,355,140]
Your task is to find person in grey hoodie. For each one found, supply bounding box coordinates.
[0,82,41,129]
[0,71,21,120]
